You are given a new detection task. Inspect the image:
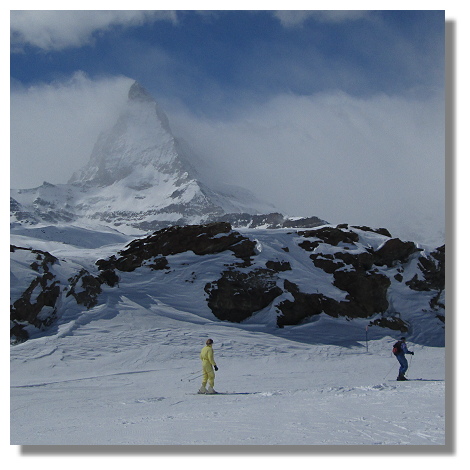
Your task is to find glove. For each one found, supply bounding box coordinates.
[214,365,218,371]
[411,352,414,355]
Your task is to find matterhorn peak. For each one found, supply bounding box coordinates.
[127,81,171,133]
[67,79,180,188]
[12,79,296,234]
[128,81,156,103]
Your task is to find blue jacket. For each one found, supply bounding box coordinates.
[399,341,412,355]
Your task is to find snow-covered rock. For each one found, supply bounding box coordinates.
[10,222,445,347]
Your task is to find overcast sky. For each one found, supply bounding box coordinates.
[10,7,446,245]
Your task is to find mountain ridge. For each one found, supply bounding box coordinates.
[11,81,327,235]
[10,221,445,345]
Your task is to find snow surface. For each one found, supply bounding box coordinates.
[10,227,446,447]
[11,312,445,446]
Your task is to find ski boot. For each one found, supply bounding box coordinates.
[197,386,207,394]
[206,385,218,394]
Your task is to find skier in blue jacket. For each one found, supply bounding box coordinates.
[394,337,414,381]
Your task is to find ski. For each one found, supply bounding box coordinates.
[407,378,444,382]
[388,378,444,382]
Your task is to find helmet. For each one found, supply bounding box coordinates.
[206,338,213,345]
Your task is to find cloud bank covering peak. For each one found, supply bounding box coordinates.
[10,10,445,246]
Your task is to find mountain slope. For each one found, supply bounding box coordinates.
[10,221,445,445]
[10,222,445,346]
[12,81,302,235]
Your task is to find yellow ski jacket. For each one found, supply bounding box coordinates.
[200,345,217,367]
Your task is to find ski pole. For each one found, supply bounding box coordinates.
[383,361,396,380]
[406,354,413,377]
[187,373,203,382]
[180,371,201,381]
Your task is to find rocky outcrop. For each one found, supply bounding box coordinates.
[299,226,359,246]
[11,222,445,344]
[205,268,283,323]
[332,269,391,317]
[278,225,426,327]
[10,193,75,225]
[277,280,327,327]
[368,316,409,333]
[10,246,61,342]
[406,245,445,292]
[66,269,103,309]
[214,212,327,229]
[96,222,257,273]
[276,269,391,328]
[406,245,445,315]
[373,238,422,267]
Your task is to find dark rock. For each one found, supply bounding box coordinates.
[10,275,60,332]
[277,280,325,327]
[310,254,345,274]
[333,251,375,271]
[205,268,282,322]
[298,240,321,252]
[368,316,409,332]
[299,226,359,246]
[67,269,102,309]
[97,222,257,273]
[10,246,61,339]
[98,269,120,287]
[146,257,170,271]
[282,216,326,228]
[277,280,382,326]
[406,245,445,292]
[265,260,292,272]
[10,324,29,343]
[333,269,390,317]
[373,238,421,267]
[352,225,392,237]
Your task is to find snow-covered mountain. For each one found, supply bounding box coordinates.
[11,221,445,345]
[11,81,324,235]
[10,221,446,445]
[10,82,445,345]
[10,81,446,446]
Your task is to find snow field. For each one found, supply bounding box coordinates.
[10,224,445,447]
[10,303,445,445]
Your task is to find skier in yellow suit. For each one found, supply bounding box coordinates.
[198,338,218,394]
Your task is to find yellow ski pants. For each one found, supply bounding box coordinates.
[202,361,215,387]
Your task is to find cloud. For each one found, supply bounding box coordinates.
[10,10,177,51]
[10,73,134,188]
[273,10,371,27]
[167,90,445,245]
[10,73,445,245]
